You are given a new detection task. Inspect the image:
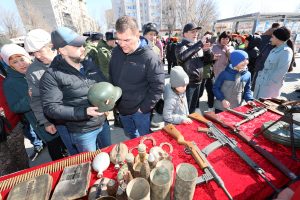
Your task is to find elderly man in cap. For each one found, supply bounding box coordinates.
[254,26,293,99]
[40,27,111,153]
[175,23,212,113]
[24,29,77,155]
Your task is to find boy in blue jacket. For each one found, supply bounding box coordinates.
[213,50,255,113]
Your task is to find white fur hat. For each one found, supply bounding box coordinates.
[24,29,51,52]
[0,44,30,66]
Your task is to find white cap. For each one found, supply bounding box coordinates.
[0,44,30,66]
[24,29,51,52]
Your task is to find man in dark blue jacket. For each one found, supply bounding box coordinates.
[109,16,164,139]
[40,27,110,153]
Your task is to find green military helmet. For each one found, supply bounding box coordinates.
[88,82,122,112]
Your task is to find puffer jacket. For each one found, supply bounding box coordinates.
[109,38,164,115]
[213,64,253,111]
[163,83,189,124]
[176,39,210,85]
[40,55,106,133]
[3,67,58,142]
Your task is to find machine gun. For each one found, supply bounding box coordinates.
[189,113,280,193]
[203,111,297,181]
[163,124,233,200]
[225,105,267,127]
[257,100,300,160]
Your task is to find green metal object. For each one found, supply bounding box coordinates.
[88,82,122,112]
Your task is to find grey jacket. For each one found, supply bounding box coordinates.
[26,59,51,126]
[163,83,189,124]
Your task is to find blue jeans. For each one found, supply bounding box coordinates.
[96,120,111,149]
[70,126,104,153]
[186,84,201,113]
[56,125,78,155]
[119,111,150,139]
[23,123,43,150]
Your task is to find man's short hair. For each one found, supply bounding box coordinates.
[115,16,139,33]
[271,23,280,29]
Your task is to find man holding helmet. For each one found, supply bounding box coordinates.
[40,27,113,153]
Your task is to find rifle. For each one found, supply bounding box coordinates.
[203,111,297,181]
[163,124,233,200]
[189,113,280,193]
[254,99,284,116]
[229,106,267,127]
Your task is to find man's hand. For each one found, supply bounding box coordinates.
[222,99,230,109]
[247,101,256,107]
[87,107,104,117]
[45,124,57,134]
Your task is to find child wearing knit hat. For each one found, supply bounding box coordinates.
[213,50,255,113]
[163,66,192,124]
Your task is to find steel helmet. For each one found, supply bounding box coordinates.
[88,82,122,112]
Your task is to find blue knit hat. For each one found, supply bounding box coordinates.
[230,50,248,68]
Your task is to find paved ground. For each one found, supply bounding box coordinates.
[25,58,300,167]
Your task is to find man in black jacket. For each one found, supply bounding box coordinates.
[176,23,211,113]
[40,27,110,153]
[109,16,164,139]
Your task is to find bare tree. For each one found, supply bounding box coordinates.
[196,0,218,34]
[0,8,23,38]
[162,0,177,36]
[105,9,114,30]
[89,18,101,32]
[165,0,217,35]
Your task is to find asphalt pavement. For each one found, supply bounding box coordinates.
[25,58,300,167]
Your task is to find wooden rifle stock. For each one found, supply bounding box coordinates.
[202,112,297,181]
[163,124,208,169]
[189,113,210,124]
[163,124,233,199]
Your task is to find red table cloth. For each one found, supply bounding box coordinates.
[0,106,299,200]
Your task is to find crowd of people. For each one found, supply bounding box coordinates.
[0,15,296,183]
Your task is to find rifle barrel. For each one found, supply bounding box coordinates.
[163,124,233,199]
[207,121,280,193]
[203,112,297,181]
